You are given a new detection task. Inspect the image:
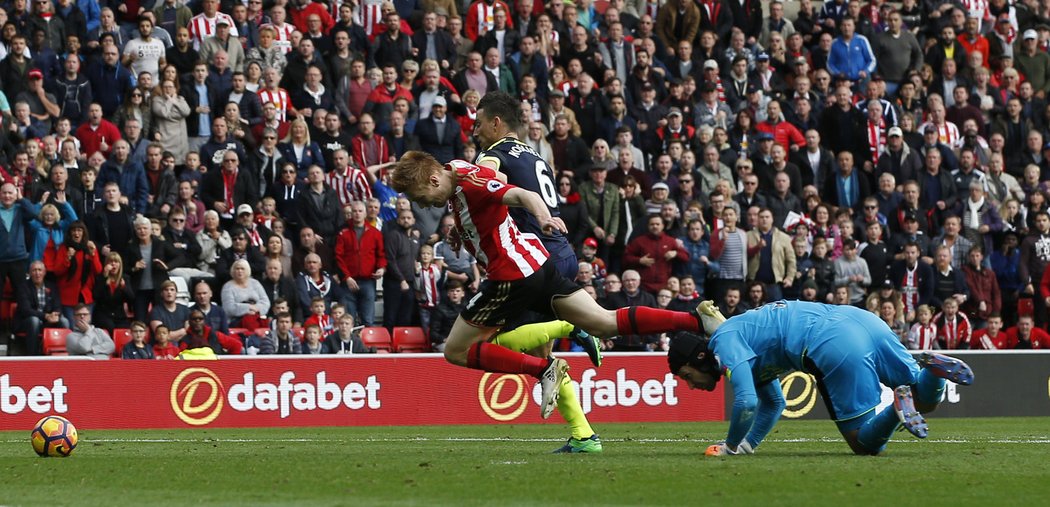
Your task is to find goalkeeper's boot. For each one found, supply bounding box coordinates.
[693,300,726,336]
[569,326,602,368]
[893,385,928,439]
[538,358,569,419]
[553,434,603,453]
[917,352,974,386]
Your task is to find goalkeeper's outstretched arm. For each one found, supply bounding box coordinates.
[744,380,787,450]
[724,359,759,450]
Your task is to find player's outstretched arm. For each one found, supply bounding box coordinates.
[744,380,787,451]
[723,361,760,451]
[502,187,566,235]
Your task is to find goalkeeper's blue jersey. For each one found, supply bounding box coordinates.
[708,301,889,384]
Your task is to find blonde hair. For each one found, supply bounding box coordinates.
[38,203,59,223]
[285,117,312,145]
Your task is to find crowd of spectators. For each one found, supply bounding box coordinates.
[3,0,1050,358]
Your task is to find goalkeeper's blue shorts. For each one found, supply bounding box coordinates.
[803,309,920,429]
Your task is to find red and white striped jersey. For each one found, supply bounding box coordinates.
[933,311,972,350]
[447,160,549,281]
[962,0,990,21]
[355,0,384,37]
[327,166,372,206]
[189,12,238,50]
[906,322,937,351]
[415,262,443,309]
[867,119,886,165]
[258,88,291,121]
[269,22,296,54]
[919,120,961,148]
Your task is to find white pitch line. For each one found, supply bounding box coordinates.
[2,437,1048,444]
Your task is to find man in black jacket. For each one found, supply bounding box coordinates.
[415,96,463,163]
[200,150,258,223]
[296,165,342,244]
[16,261,67,355]
[261,258,301,323]
[600,269,658,351]
[382,208,421,332]
[429,280,466,352]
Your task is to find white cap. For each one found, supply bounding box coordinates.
[236,204,254,216]
[888,126,903,137]
[1024,29,1038,40]
[433,95,447,107]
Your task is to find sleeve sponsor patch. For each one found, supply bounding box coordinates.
[486,180,505,193]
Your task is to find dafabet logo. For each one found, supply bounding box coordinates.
[170,367,224,426]
[170,368,382,425]
[478,373,530,422]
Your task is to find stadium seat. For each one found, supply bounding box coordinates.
[293,327,305,342]
[228,327,250,337]
[112,329,134,358]
[392,327,429,353]
[360,327,393,352]
[43,328,72,356]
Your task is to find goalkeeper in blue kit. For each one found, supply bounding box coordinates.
[671,301,975,456]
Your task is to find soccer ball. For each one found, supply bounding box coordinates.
[30,415,78,457]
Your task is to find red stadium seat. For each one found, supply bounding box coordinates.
[360,327,393,352]
[393,327,430,353]
[228,327,251,337]
[293,327,305,342]
[43,328,72,356]
[112,329,134,358]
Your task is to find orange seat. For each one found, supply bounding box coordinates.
[112,329,135,358]
[360,327,393,352]
[392,327,430,353]
[43,328,71,355]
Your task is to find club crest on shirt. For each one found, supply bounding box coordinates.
[487,180,504,193]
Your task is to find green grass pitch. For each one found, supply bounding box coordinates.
[2,417,1048,506]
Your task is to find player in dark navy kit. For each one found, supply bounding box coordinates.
[470,92,606,452]
[474,91,579,280]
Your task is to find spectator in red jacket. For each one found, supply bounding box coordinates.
[75,103,122,158]
[351,113,392,169]
[756,100,805,152]
[335,200,387,327]
[624,214,688,294]
[972,314,1010,349]
[289,0,334,35]
[932,298,972,349]
[54,222,103,323]
[1004,315,1050,349]
[181,308,244,355]
[962,245,1000,327]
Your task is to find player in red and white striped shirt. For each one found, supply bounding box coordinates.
[389,151,710,422]
[188,0,238,50]
[326,149,373,207]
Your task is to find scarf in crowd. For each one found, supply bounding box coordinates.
[967,196,985,230]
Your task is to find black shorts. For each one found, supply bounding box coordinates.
[461,261,582,327]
